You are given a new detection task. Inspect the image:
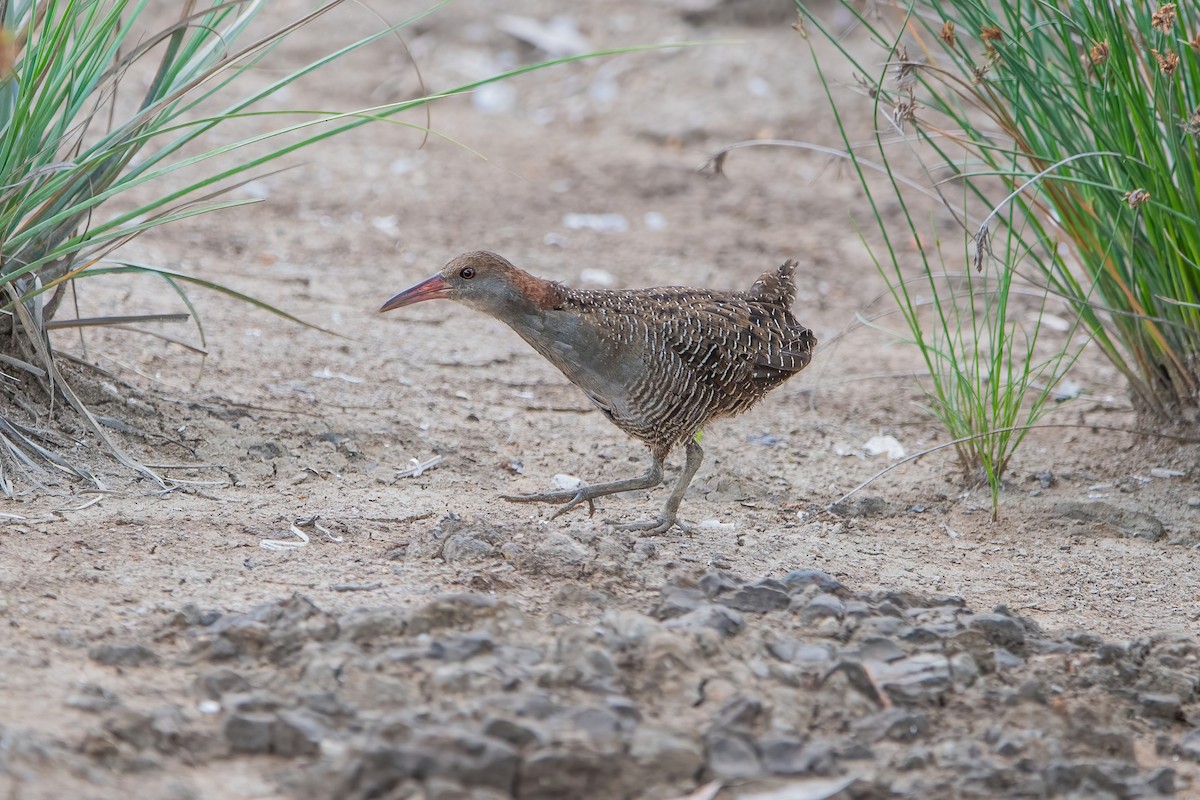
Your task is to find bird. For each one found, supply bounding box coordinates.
[380,251,816,534]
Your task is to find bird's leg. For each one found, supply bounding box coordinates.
[502,457,664,520]
[614,439,704,535]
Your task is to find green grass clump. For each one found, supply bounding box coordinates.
[787,0,1199,511]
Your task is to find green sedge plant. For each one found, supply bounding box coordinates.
[799,0,1200,424]
[782,0,1115,515]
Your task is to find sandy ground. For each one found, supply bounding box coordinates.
[2,1,1198,798]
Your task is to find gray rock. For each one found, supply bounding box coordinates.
[766,637,834,667]
[1070,725,1135,760]
[1056,500,1165,541]
[331,746,438,798]
[425,732,519,792]
[533,532,590,565]
[1147,767,1176,794]
[429,634,495,662]
[965,613,1027,650]
[629,727,704,781]
[698,571,742,599]
[168,603,222,628]
[719,584,790,613]
[994,736,1025,757]
[605,695,640,722]
[993,648,1024,671]
[856,616,908,638]
[759,739,838,776]
[713,696,763,729]
[1137,692,1182,721]
[853,709,928,743]
[829,495,892,518]
[782,568,845,595]
[65,682,119,712]
[843,599,872,617]
[901,625,953,645]
[566,707,627,751]
[556,644,617,690]
[272,711,326,757]
[896,746,931,770]
[1014,679,1046,704]
[859,637,907,663]
[521,745,604,799]
[1177,729,1200,762]
[949,652,980,688]
[870,653,952,704]
[89,643,160,668]
[759,737,807,775]
[406,594,499,635]
[654,585,706,619]
[797,593,846,623]
[665,605,745,638]
[302,692,357,721]
[704,732,760,779]
[442,531,499,562]
[338,608,407,644]
[196,668,251,699]
[1137,666,1198,702]
[225,712,275,754]
[200,594,338,664]
[103,707,156,749]
[483,717,546,748]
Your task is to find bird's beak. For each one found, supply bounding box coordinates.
[379,274,450,312]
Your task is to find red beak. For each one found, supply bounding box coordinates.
[380,274,450,312]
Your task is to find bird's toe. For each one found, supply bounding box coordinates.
[502,489,578,505]
[612,515,686,535]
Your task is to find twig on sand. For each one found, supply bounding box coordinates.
[395,455,444,478]
[259,514,343,551]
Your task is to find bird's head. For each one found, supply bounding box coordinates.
[380,251,552,317]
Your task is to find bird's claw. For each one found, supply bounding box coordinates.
[503,488,596,519]
[611,515,693,535]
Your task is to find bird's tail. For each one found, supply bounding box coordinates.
[747,259,798,307]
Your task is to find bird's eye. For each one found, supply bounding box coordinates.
[459,267,476,279]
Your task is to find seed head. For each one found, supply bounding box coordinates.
[981,26,1003,42]
[891,87,919,131]
[792,12,808,38]
[1153,49,1179,78]
[854,73,879,100]
[1190,31,1200,52]
[1123,188,1151,208]
[940,21,956,47]
[892,44,917,87]
[1090,41,1110,66]
[1151,4,1177,34]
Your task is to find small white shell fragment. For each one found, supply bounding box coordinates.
[863,434,906,460]
[1053,380,1082,401]
[473,82,518,114]
[1150,468,1185,479]
[553,474,584,491]
[562,213,629,233]
[643,211,667,230]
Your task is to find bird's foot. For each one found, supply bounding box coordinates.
[501,489,596,518]
[610,515,694,535]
